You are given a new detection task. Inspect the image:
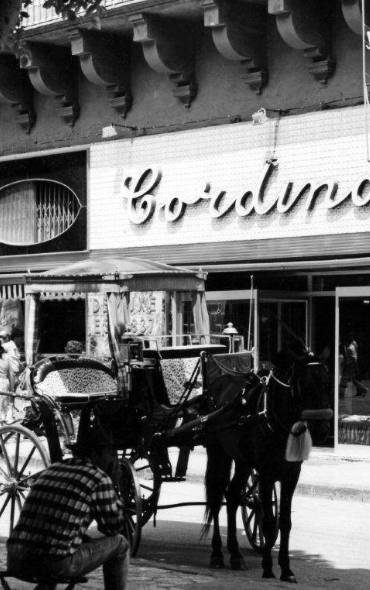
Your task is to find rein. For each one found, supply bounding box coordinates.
[254,368,296,436]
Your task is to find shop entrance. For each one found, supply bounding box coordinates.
[206,290,308,370]
[258,296,308,371]
[38,299,85,354]
[335,287,370,453]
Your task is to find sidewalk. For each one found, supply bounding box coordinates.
[177,446,370,503]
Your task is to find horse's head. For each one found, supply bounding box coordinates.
[269,347,333,444]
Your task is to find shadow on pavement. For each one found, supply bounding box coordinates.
[134,519,370,590]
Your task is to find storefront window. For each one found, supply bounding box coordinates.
[207,298,254,350]
[259,300,307,368]
[337,294,370,447]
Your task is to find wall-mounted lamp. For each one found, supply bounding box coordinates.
[251,107,269,125]
[102,123,138,139]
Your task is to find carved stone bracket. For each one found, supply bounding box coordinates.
[129,13,199,108]
[71,29,132,118]
[19,42,80,126]
[202,0,267,94]
[268,0,335,85]
[341,0,368,35]
[0,54,35,133]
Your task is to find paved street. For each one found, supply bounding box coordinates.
[1,478,370,590]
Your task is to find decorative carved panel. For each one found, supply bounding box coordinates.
[268,0,335,84]
[128,291,166,336]
[129,13,200,108]
[19,42,80,126]
[71,29,132,118]
[341,0,369,35]
[0,54,35,133]
[202,0,267,94]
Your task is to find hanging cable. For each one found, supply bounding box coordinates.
[362,0,370,161]
[247,274,254,351]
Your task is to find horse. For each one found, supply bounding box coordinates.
[202,347,332,583]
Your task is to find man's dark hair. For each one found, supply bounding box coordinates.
[73,406,114,458]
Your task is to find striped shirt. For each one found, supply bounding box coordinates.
[8,458,125,557]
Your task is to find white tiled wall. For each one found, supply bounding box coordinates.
[89,105,370,251]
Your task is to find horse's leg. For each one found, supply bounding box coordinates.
[225,460,249,570]
[259,475,277,579]
[278,466,301,583]
[205,443,232,569]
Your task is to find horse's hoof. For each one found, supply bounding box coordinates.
[230,557,247,570]
[280,573,297,583]
[262,571,275,579]
[210,557,225,569]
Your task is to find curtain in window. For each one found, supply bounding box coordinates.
[25,293,39,366]
[193,292,210,343]
[107,292,129,358]
[0,182,37,244]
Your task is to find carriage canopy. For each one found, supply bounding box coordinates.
[24,256,210,364]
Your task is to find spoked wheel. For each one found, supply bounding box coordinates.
[240,469,279,553]
[123,450,162,527]
[118,457,142,557]
[0,424,50,536]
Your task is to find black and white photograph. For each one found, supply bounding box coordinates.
[0,1,369,588]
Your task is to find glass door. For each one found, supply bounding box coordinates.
[206,289,259,366]
[335,287,370,453]
[258,296,309,371]
[206,290,308,372]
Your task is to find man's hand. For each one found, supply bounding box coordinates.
[107,455,121,487]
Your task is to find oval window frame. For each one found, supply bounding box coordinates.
[0,178,82,246]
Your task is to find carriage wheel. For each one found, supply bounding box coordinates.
[118,458,142,557]
[123,450,162,526]
[0,424,50,537]
[240,470,279,553]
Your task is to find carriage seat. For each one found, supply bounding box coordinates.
[0,570,88,590]
[30,356,118,405]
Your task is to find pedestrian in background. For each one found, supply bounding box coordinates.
[343,332,368,397]
[0,329,21,379]
[0,343,15,423]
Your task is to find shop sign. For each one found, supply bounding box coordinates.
[122,161,370,224]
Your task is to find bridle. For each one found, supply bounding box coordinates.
[255,365,298,435]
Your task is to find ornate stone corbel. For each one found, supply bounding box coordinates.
[0,54,35,132]
[341,0,368,35]
[19,42,80,126]
[129,13,199,108]
[71,29,132,118]
[268,0,335,84]
[202,0,267,94]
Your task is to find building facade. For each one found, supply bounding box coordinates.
[0,0,370,454]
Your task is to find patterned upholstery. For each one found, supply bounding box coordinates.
[160,357,202,405]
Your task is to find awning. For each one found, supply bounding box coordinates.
[24,256,207,294]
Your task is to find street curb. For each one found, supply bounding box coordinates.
[295,483,370,503]
[184,473,370,503]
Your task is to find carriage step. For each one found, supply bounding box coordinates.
[161,476,186,482]
[0,570,88,590]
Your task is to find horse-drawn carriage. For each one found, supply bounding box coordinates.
[0,257,332,581]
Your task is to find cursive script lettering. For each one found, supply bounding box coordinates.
[122,162,370,224]
[123,168,161,224]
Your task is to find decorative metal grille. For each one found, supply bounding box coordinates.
[0,179,81,245]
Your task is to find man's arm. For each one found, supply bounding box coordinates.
[92,478,125,536]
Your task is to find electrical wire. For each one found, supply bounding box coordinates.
[362,0,370,161]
